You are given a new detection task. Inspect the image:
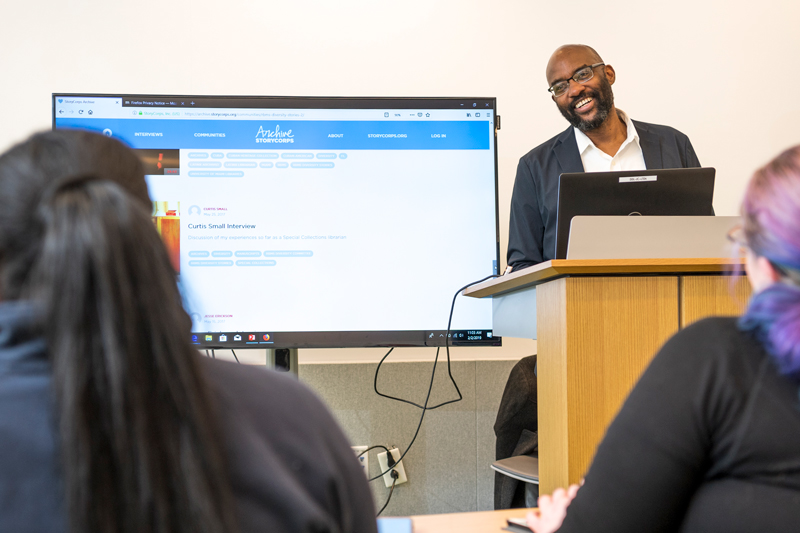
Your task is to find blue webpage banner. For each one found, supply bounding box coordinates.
[54,119,491,150]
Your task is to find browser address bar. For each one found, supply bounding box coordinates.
[182,111,308,118]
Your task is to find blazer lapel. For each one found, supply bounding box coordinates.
[634,120,663,169]
[552,127,584,173]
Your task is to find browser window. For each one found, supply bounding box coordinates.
[54,95,500,348]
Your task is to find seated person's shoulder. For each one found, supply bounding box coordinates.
[198,359,377,533]
[663,316,745,355]
[677,315,740,336]
[200,357,330,426]
[656,316,766,377]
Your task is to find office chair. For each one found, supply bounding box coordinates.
[493,354,538,509]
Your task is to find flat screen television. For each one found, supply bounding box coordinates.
[53,94,500,349]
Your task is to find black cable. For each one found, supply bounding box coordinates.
[368,373,433,482]
[211,349,216,359]
[442,274,500,399]
[368,273,499,482]
[374,347,444,409]
[374,274,499,409]
[376,473,399,516]
[356,445,390,459]
[231,349,240,364]
[374,274,499,411]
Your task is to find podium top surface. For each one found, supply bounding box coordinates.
[464,258,746,299]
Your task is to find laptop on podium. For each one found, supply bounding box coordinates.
[555,167,716,259]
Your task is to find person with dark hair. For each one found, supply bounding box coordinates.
[526,145,800,532]
[0,130,377,533]
[507,44,701,270]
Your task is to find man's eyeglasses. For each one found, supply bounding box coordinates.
[547,63,605,98]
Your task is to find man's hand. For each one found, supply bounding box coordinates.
[526,483,581,533]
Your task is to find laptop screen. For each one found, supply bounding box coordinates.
[555,168,715,259]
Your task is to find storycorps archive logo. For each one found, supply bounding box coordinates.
[255,124,294,144]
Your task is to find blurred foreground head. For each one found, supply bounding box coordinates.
[0,129,150,299]
[740,145,800,380]
[0,130,236,533]
[741,146,800,271]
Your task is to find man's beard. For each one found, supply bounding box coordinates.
[557,77,614,132]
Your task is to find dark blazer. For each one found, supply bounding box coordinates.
[507,121,702,270]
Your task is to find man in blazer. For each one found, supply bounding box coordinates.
[507,45,701,271]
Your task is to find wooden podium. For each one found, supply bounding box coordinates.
[464,258,750,494]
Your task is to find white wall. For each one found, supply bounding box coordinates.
[3,0,799,362]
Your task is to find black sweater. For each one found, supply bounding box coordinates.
[558,317,800,533]
[0,301,377,533]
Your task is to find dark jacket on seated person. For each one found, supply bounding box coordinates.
[556,318,800,533]
[494,354,538,509]
[0,300,377,533]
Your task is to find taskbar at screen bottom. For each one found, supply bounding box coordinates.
[191,330,500,349]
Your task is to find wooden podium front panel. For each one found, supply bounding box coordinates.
[681,275,750,327]
[537,276,679,493]
[536,279,569,495]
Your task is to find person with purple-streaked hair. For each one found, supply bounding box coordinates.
[525,147,800,533]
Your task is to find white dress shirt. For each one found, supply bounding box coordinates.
[574,109,646,172]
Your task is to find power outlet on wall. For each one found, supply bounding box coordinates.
[352,446,369,478]
[376,447,408,488]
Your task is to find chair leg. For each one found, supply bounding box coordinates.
[524,483,540,508]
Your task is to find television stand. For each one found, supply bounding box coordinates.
[268,348,299,376]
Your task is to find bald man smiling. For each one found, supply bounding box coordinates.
[506,45,701,270]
